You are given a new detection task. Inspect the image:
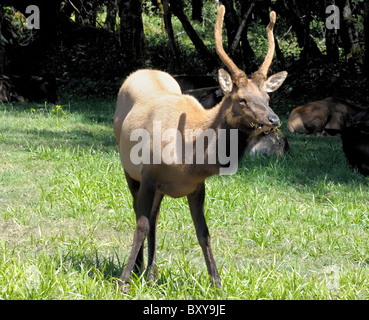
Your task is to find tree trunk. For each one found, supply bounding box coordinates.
[171,0,217,70]
[119,0,145,67]
[105,0,118,31]
[364,0,369,76]
[192,0,203,23]
[237,0,256,73]
[87,0,98,27]
[162,0,180,72]
[337,0,361,63]
[279,0,324,62]
[324,0,339,63]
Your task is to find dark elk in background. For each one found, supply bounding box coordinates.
[287,97,364,136]
[183,86,224,109]
[341,108,369,176]
[172,75,218,91]
[173,75,224,109]
[0,74,57,103]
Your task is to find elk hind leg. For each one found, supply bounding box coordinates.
[146,192,164,284]
[119,175,157,291]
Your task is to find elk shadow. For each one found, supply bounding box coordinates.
[59,249,124,282]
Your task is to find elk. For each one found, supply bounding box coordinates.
[341,107,369,176]
[183,86,224,109]
[113,5,287,291]
[172,75,218,92]
[0,74,57,103]
[287,97,363,136]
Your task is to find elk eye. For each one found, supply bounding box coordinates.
[238,98,247,104]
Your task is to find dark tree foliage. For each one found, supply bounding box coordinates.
[0,0,368,101]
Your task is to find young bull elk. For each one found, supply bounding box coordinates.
[113,5,287,291]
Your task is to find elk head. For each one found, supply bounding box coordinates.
[215,5,287,135]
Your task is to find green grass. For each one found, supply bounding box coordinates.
[1,97,369,300]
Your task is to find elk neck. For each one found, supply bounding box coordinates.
[200,94,257,164]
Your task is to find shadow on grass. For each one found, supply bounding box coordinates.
[62,249,124,281]
[234,129,369,193]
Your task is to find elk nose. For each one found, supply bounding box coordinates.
[268,114,280,126]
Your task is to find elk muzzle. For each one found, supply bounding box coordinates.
[264,113,280,126]
[251,104,280,133]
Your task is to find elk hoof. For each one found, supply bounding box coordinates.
[210,277,222,288]
[117,278,130,293]
[146,265,158,285]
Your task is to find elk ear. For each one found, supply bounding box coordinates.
[218,69,233,94]
[263,71,288,93]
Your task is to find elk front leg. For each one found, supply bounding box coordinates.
[187,183,221,288]
[119,176,157,291]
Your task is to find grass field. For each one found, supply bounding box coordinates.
[0,96,369,300]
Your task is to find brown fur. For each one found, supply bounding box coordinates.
[287,97,363,136]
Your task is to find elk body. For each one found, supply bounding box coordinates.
[113,5,287,290]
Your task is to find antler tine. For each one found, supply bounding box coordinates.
[215,5,247,82]
[258,11,276,78]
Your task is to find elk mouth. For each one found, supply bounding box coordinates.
[256,123,278,134]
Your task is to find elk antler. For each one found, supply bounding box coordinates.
[215,5,247,84]
[258,11,276,78]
